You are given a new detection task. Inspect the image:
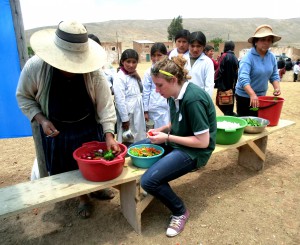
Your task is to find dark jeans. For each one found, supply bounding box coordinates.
[133,139,197,216]
[236,94,258,117]
[216,89,236,116]
[294,73,298,82]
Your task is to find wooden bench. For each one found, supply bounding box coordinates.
[0,119,295,234]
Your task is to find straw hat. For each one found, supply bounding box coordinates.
[30,20,106,73]
[248,24,281,44]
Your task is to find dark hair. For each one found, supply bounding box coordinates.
[151,55,191,85]
[224,41,235,52]
[174,29,190,42]
[118,49,141,83]
[151,42,168,56]
[119,49,139,67]
[251,36,274,47]
[88,33,101,46]
[189,31,206,46]
[204,45,214,53]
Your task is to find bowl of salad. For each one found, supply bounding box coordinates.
[73,141,127,181]
[127,144,164,168]
[240,116,270,134]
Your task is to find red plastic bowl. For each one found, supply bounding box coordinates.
[73,141,127,182]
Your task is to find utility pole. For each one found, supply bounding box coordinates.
[10,0,28,67]
[116,32,119,64]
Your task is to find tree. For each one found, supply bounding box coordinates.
[167,16,183,41]
[209,37,223,52]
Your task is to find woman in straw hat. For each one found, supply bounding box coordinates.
[235,24,282,116]
[16,20,121,218]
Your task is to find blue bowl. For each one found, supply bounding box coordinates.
[127,144,164,168]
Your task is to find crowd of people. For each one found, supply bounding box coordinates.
[16,20,285,237]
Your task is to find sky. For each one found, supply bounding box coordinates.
[20,0,300,30]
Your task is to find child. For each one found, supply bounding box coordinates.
[113,49,146,145]
[143,43,170,129]
[204,45,218,71]
[168,29,190,59]
[88,33,116,94]
[185,31,215,98]
[293,60,300,82]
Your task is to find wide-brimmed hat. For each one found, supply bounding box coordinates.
[30,20,106,73]
[248,24,281,44]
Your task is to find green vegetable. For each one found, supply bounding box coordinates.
[103,149,115,161]
[245,118,262,127]
[94,151,102,157]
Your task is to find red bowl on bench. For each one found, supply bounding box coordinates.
[73,141,127,182]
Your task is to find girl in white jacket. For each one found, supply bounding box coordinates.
[113,49,146,145]
[185,31,215,97]
[143,43,170,129]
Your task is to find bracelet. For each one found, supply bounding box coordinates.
[165,131,170,145]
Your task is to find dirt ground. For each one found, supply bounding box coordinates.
[0,68,299,245]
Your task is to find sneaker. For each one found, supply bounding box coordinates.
[166,210,190,237]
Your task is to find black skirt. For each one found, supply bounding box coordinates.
[40,115,104,175]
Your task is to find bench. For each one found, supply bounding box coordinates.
[0,119,295,234]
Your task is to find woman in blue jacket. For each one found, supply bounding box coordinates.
[235,24,282,116]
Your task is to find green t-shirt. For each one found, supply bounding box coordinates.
[168,82,216,168]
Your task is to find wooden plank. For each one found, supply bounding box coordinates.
[119,180,142,234]
[0,159,146,218]
[9,0,28,68]
[213,119,295,154]
[0,119,295,232]
[138,195,154,213]
[238,136,268,171]
[246,141,266,161]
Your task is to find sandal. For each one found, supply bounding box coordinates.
[77,202,93,219]
[90,188,115,200]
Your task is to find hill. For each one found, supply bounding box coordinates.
[25,18,300,48]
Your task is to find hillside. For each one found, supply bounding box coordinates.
[25,18,300,48]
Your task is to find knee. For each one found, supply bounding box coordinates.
[141,174,156,192]
[140,174,149,191]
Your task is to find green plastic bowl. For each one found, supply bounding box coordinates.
[127,144,164,168]
[216,116,247,145]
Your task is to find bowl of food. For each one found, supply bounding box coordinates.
[127,144,164,168]
[240,116,270,134]
[216,116,248,145]
[73,141,127,182]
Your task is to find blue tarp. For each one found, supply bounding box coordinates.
[0,0,32,138]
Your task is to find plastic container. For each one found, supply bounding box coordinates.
[73,141,127,182]
[258,96,284,126]
[127,144,164,168]
[146,119,154,132]
[216,116,247,145]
